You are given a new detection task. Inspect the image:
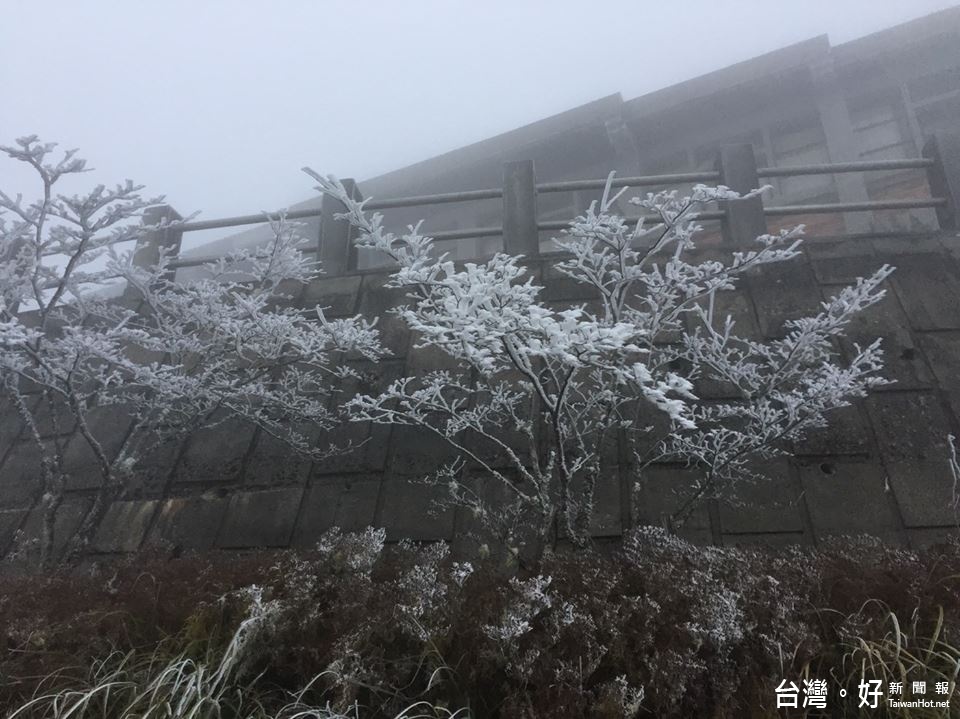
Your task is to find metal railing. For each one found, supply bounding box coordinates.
[756,157,934,177]
[134,132,960,279]
[764,197,946,216]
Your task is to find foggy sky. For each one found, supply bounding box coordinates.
[3,1,958,250]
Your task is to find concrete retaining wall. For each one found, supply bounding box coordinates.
[2,232,960,560]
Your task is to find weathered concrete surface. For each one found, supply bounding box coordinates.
[0,400,23,462]
[791,403,872,456]
[836,290,934,391]
[0,441,51,509]
[0,508,27,556]
[62,408,133,491]
[746,260,823,339]
[299,274,363,317]
[2,235,960,558]
[796,458,905,545]
[147,495,227,551]
[174,419,257,486]
[889,253,960,331]
[716,461,806,536]
[866,392,951,464]
[377,477,456,541]
[14,499,91,563]
[217,487,303,548]
[93,499,159,553]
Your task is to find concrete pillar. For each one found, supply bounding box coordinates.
[604,114,642,177]
[136,205,183,269]
[716,144,767,244]
[923,132,960,230]
[502,160,539,257]
[122,204,182,303]
[809,61,872,233]
[319,178,361,275]
[1,236,28,316]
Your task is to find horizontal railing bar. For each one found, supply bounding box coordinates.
[176,207,324,233]
[537,171,721,194]
[537,220,572,232]
[802,230,941,242]
[173,191,506,234]
[169,227,506,268]
[537,210,725,232]
[757,158,934,178]
[37,273,127,291]
[176,191,507,234]
[694,210,726,221]
[764,197,946,215]
[430,225,503,241]
[364,188,503,210]
[168,249,324,270]
[167,255,225,269]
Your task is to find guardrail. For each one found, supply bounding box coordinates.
[136,131,960,279]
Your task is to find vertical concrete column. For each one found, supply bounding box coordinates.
[122,204,182,303]
[809,61,872,233]
[923,132,960,230]
[1,236,28,316]
[604,114,642,177]
[319,178,361,275]
[502,160,539,257]
[716,144,767,244]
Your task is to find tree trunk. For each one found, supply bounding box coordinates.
[39,487,62,569]
[63,479,117,565]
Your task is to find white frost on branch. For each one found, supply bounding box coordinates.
[306,166,893,552]
[0,137,383,565]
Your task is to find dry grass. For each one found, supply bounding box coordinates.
[10,644,465,719]
[800,601,960,718]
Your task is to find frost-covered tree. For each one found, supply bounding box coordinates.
[308,169,892,557]
[0,137,382,564]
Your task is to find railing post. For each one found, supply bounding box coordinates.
[1,236,28,316]
[809,60,872,234]
[502,160,539,257]
[716,144,767,244]
[122,204,182,304]
[319,178,361,275]
[923,132,960,230]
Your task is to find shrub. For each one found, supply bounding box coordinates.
[309,171,893,556]
[0,137,382,565]
[2,531,958,717]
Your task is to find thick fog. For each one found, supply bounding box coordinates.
[3,1,957,251]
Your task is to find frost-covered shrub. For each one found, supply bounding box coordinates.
[0,138,382,564]
[203,532,958,716]
[308,171,893,554]
[2,532,959,717]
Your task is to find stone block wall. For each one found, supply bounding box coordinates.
[2,231,960,560]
